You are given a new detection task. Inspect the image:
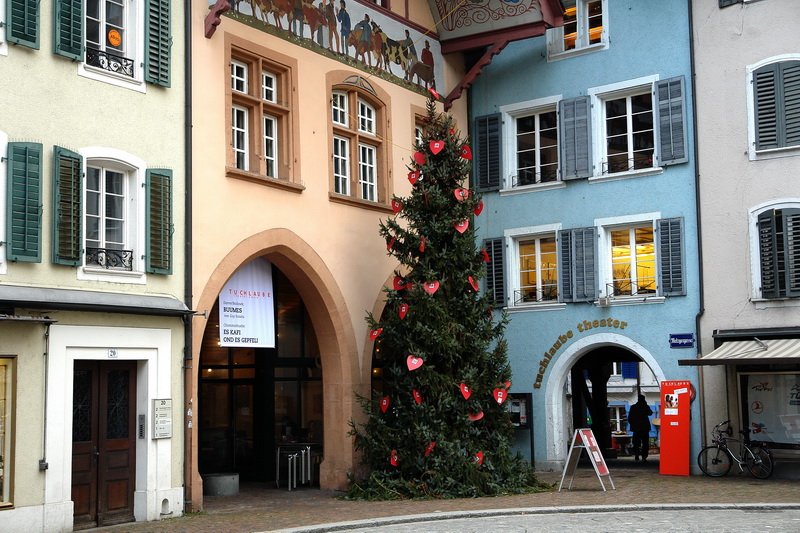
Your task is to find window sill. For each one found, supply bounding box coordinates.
[226,167,305,193]
[547,42,608,62]
[78,63,146,93]
[329,193,392,213]
[500,181,565,196]
[597,296,665,307]
[749,144,800,162]
[78,267,146,284]
[752,297,800,310]
[507,302,566,314]
[589,166,664,183]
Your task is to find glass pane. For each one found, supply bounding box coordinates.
[606,116,628,137]
[540,237,558,301]
[202,345,229,366]
[630,93,652,114]
[105,219,123,244]
[106,170,124,194]
[301,381,324,443]
[86,20,100,47]
[0,359,11,503]
[86,191,100,217]
[72,368,92,442]
[86,0,100,19]
[276,270,303,358]
[233,385,254,467]
[86,218,100,243]
[605,98,627,118]
[540,110,558,130]
[202,368,229,380]
[106,195,123,218]
[275,382,299,443]
[87,167,101,191]
[200,383,231,473]
[106,369,129,439]
[233,349,255,365]
[106,0,124,27]
[517,132,536,153]
[516,115,536,134]
[275,367,299,378]
[232,368,255,379]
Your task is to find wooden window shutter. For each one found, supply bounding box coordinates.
[6,142,43,262]
[786,209,800,297]
[144,0,171,87]
[655,76,688,166]
[559,227,596,302]
[754,63,779,150]
[473,114,501,191]
[7,0,40,49]
[52,146,83,266]
[146,168,173,274]
[719,0,742,7]
[54,0,83,60]
[781,62,800,148]
[757,210,779,298]
[484,238,505,306]
[657,217,685,296]
[558,96,592,179]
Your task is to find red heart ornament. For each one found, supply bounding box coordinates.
[390,449,398,467]
[412,389,423,405]
[387,237,396,251]
[473,200,484,216]
[468,411,484,421]
[418,237,426,253]
[468,275,479,292]
[505,380,512,389]
[454,220,469,234]
[429,140,444,155]
[408,170,420,185]
[481,248,491,263]
[423,281,440,295]
[398,303,409,319]
[474,451,484,465]
[413,151,426,165]
[459,383,471,400]
[493,388,507,405]
[391,199,403,213]
[380,396,390,413]
[460,145,473,160]
[407,355,423,371]
[454,188,470,202]
[393,276,406,291]
[369,328,383,341]
[424,441,437,457]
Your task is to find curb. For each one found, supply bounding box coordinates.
[269,503,800,532]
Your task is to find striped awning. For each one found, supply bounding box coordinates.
[679,338,800,366]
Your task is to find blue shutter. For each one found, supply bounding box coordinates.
[6,142,42,262]
[621,362,639,379]
[474,114,501,191]
[144,0,171,87]
[657,217,685,296]
[52,146,83,266]
[6,0,39,49]
[145,169,173,274]
[655,76,688,166]
[484,238,505,306]
[559,227,597,302]
[558,96,592,179]
[54,0,83,60]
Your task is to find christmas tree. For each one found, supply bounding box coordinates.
[348,94,540,499]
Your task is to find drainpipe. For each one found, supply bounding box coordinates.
[687,0,707,446]
[183,0,195,514]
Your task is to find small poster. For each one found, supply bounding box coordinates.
[219,258,276,348]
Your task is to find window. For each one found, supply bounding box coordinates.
[610,225,656,296]
[228,46,296,185]
[547,0,607,58]
[755,206,800,299]
[54,0,171,89]
[0,357,14,507]
[749,59,800,156]
[603,91,654,174]
[329,76,387,205]
[85,163,130,269]
[500,99,560,188]
[513,234,558,305]
[608,405,627,434]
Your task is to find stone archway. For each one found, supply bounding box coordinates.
[540,333,667,471]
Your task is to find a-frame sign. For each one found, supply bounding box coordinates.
[558,428,615,492]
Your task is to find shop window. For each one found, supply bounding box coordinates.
[0,357,14,507]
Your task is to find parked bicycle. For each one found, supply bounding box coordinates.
[697,420,774,479]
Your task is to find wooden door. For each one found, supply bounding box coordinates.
[72,360,137,528]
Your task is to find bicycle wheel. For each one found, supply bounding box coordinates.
[746,446,774,479]
[698,446,732,476]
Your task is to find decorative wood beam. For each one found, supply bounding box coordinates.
[205,0,231,39]
[444,39,509,110]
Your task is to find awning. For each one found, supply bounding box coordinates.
[679,338,800,366]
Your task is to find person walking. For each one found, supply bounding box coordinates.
[628,394,653,462]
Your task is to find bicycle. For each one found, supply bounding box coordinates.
[697,420,774,479]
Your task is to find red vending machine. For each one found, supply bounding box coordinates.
[659,380,692,476]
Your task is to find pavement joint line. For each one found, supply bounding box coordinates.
[268,503,800,533]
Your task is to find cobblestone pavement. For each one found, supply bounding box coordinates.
[92,459,800,533]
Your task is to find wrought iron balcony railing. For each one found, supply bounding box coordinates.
[86,247,133,271]
[86,47,135,78]
[513,288,559,305]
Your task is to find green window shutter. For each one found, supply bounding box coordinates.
[657,217,685,296]
[473,114,501,191]
[758,210,779,299]
[52,146,83,266]
[782,62,800,148]
[484,238,505,306]
[787,210,800,297]
[146,168,173,274]
[559,227,596,302]
[6,142,43,262]
[53,0,84,60]
[6,0,40,49]
[760,208,800,299]
[719,0,741,7]
[558,96,592,179]
[144,0,171,87]
[655,76,689,166]
[754,63,779,150]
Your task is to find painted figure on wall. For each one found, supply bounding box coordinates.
[337,0,352,56]
[326,0,340,53]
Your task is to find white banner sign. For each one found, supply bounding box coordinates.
[219,258,275,348]
[746,373,800,445]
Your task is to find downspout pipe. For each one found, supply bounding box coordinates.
[183,0,195,514]
[687,0,708,446]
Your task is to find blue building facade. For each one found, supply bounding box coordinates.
[468,0,700,470]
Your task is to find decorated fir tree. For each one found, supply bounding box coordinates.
[348,95,539,499]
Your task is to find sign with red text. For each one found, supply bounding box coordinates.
[660,380,692,476]
[559,428,614,492]
[219,257,275,347]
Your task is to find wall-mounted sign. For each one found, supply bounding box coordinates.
[153,399,172,439]
[219,257,275,348]
[669,333,695,349]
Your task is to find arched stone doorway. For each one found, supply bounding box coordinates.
[540,333,667,470]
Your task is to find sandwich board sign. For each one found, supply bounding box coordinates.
[559,428,615,491]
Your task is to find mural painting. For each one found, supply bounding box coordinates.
[221,0,444,93]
